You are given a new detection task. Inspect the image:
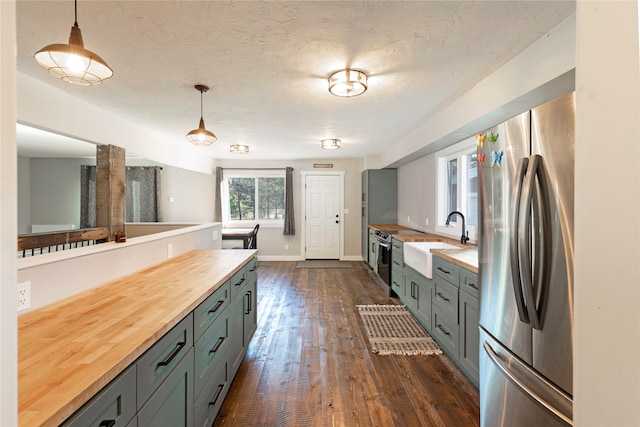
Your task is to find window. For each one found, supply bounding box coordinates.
[436,139,478,240]
[223,170,285,226]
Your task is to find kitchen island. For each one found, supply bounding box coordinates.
[18,249,257,427]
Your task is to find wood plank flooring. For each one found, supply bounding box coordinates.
[214,261,479,427]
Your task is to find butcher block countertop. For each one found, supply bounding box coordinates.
[432,248,479,273]
[18,249,256,427]
[367,224,414,231]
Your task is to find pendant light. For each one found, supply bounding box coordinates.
[186,84,217,146]
[34,0,113,87]
[328,69,368,97]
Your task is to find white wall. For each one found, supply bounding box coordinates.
[0,1,18,425]
[397,154,437,233]
[574,2,640,425]
[216,157,363,260]
[17,156,30,234]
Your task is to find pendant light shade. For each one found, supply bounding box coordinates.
[328,69,367,97]
[321,139,341,149]
[34,0,113,87]
[186,84,217,146]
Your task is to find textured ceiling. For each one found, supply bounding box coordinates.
[15,1,575,160]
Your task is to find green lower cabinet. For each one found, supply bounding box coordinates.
[458,290,480,386]
[138,347,194,427]
[403,266,433,331]
[194,349,230,427]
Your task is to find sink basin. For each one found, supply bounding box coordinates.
[403,242,459,278]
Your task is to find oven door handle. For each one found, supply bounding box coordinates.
[378,242,390,248]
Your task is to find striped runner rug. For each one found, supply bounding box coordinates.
[356,304,442,356]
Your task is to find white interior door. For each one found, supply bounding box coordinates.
[305,175,340,259]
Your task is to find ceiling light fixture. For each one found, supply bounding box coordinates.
[328,69,368,97]
[34,0,113,87]
[321,139,341,150]
[186,84,217,146]
[230,144,249,154]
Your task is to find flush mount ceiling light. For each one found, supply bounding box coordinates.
[34,0,113,87]
[186,84,217,146]
[230,144,249,154]
[328,69,368,97]
[321,139,341,150]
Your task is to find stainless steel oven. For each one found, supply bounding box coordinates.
[374,230,392,290]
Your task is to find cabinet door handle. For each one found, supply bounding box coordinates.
[209,384,225,406]
[235,277,245,287]
[245,292,251,315]
[209,337,225,354]
[99,421,116,427]
[437,324,451,336]
[437,266,451,274]
[208,300,224,314]
[436,292,450,302]
[156,341,186,368]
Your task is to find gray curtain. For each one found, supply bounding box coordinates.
[214,167,223,222]
[80,165,97,228]
[283,166,295,235]
[80,165,162,227]
[126,166,162,222]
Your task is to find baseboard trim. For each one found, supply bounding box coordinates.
[257,255,365,262]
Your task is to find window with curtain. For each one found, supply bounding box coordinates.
[221,170,285,227]
[80,165,162,228]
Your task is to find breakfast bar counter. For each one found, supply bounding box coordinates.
[18,249,257,427]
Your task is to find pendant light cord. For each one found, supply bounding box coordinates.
[200,89,204,120]
[74,0,79,28]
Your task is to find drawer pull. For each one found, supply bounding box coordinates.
[249,265,257,272]
[210,337,225,354]
[156,341,186,368]
[468,282,479,290]
[209,384,225,406]
[437,266,451,275]
[234,277,245,287]
[393,260,401,266]
[99,421,116,427]
[208,300,224,314]
[436,292,450,302]
[436,324,451,336]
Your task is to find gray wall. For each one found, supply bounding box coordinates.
[216,157,363,260]
[18,157,215,230]
[397,154,437,233]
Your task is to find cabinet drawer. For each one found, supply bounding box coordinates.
[433,256,459,286]
[194,281,230,340]
[137,313,193,409]
[194,315,229,398]
[194,350,230,427]
[432,306,459,359]
[391,250,403,271]
[433,278,459,323]
[138,347,194,427]
[391,238,403,253]
[460,269,480,299]
[62,365,136,427]
[229,266,248,300]
[391,270,403,295]
[246,257,258,281]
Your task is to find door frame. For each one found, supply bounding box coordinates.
[300,171,345,260]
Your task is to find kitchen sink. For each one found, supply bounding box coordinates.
[403,241,460,278]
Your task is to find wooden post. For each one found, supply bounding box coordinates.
[96,145,125,241]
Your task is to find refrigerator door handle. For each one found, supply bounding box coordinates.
[510,156,530,323]
[519,155,551,330]
[483,340,573,425]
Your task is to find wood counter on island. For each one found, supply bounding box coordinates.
[19,249,257,427]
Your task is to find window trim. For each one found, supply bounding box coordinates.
[222,169,285,228]
[435,138,478,242]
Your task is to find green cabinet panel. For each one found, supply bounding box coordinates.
[404,266,433,331]
[61,365,136,427]
[361,169,398,262]
[194,281,230,340]
[137,313,193,410]
[229,267,248,300]
[433,277,459,323]
[433,256,460,285]
[243,280,258,347]
[367,228,377,271]
[194,350,230,427]
[459,289,480,386]
[229,270,257,379]
[194,315,229,398]
[138,348,194,427]
[432,306,459,359]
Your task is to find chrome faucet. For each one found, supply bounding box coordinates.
[446,211,469,244]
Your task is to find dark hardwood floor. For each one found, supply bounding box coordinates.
[214,261,479,426]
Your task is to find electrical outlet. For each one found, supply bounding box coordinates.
[18,282,31,311]
[285,244,289,250]
[212,230,218,241]
[425,217,430,226]
[167,243,173,258]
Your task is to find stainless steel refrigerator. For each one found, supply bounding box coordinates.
[477,92,574,426]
